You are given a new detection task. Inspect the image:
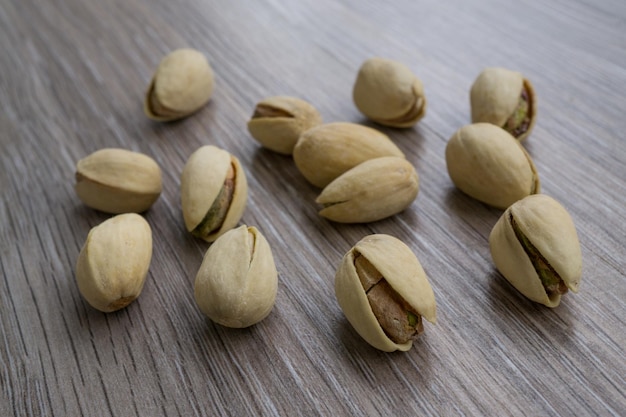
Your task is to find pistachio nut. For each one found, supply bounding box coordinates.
[489,194,582,307]
[335,234,436,352]
[353,57,426,128]
[75,213,152,312]
[316,156,418,223]
[180,145,248,242]
[445,123,540,209]
[75,148,162,214]
[144,48,215,122]
[470,67,536,141]
[194,225,277,328]
[247,96,322,155]
[293,122,405,188]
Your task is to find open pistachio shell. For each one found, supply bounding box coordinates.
[194,225,277,328]
[335,234,436,352]
[353,57,426,128]
[247,96,322,155]
[445,123,540,209]
[293,122,405,188]
[180,145,248,242]
[489,194,582,307]
[470,67,536,141]
[144,49,215,122]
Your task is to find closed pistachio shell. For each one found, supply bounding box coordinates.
[489,194,582,307]
[335,234,436,352]
[144,49,215,122]
[247,96,322,155]
[470,67,536,141]
[180,145,248,242]
[194,225,277,328]
[316,156,418,223]
[75,213,152,312]
[293,122,405,188]
[75,148,162,214]
[445,123,540,209]
[353,57,426,128]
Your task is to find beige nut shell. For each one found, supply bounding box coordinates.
[445,123,540,209]
[144,48,215,122]
[247,96,322,155]
[316,156,418,223]
[194,225,277,328]
[293,122,405,188]
[75,148,162,214]
[335,234,436,352]
[75,213,153,312]
[180,145,248,242]
[489,194,582,307]
[353,57,426,128]
[470,67,536,141]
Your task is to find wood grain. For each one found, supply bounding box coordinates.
[1,0,625,416]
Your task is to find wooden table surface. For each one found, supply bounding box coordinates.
[1,0,625,416]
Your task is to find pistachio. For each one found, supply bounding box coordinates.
[445,123,540,209]
[334,234,436,352]
[194,225,277,328]
[144,49,215,122]
[489,194,582,307]
[470,67,536,141]
[353,57,426,128]
[75,148,162,214]
[247,96,322,155]
[75,213,152,312]
[293,122,405,188]
[316,156,418,223]
[180,145,248,242]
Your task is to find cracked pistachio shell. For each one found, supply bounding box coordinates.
[180,145,248,242]
[76,213,152,313]
[194,225,277,328]
[293,122,405,188]
[144,49,215,122]
[316,156,418,223]
[445,123,540,209]
[75,148,162,214]
[335,234,436,352]
[353,57,426,128]
[489,194,582,307]
[470,67,536,141]
[247,96,322,155]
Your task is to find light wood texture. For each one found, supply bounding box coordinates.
[1,0,625,416]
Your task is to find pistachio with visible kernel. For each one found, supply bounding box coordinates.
[144,49,215,122]
[335,234,437,352]
[194,225,277,328]
[316,156,418,223]
[247,96,322,155]
[75,148,162,214]
[470,67,536,141]
[180,145,248,242]
[75,213,153,313]
[353,57,426,128]
[293,122,405,188]
[489,194,582,307]
[445,123,540,209]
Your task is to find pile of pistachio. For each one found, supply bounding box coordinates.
[73,49,582,353]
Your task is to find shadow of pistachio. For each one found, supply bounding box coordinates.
[484,269,575,338]
[443,186,502,239]
[335,313,435,381]
[248,146,316,195]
